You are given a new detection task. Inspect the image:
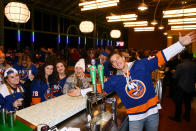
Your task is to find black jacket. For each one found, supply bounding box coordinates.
[173,59,196,93]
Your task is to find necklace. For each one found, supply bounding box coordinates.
[123,62,139,90]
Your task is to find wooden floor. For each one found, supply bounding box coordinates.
[159,94,196,131]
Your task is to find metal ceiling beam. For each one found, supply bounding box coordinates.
[61,0,80,13]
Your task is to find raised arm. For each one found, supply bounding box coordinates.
[157,32,196,67]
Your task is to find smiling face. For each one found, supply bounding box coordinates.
[56,62,65,74]
[110,54,126,70]
[75,66,84,78]
[0,56,5,64]
[44,65,54,76]
[6,73,20,85]
[99,54,107,63]
[21,59,27,67]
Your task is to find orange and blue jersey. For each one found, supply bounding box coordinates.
[104,42,185,121]
[31,79,63,105]
[13,64,37,81]
[0,84,24,111]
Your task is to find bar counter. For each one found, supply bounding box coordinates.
[16,93,128,131]
[57,93,128,131]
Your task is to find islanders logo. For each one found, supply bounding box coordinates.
[125,80,146,99]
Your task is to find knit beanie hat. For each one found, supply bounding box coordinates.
[75,58,85,72]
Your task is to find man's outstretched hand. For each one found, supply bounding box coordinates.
[179,32,196,46]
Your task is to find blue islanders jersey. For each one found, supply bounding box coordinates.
[0,84,24,111]
[14,64,37,81]
[104,51,167,121]
[31,79,63,105]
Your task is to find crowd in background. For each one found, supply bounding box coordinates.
[0,45,195,121]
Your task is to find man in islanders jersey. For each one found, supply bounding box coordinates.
[105,32,196,131]
[67,32,196,131]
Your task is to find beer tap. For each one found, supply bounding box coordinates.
[97,63,105,101]
[89,59,97,101]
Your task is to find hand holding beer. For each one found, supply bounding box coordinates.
[13,99,23,109]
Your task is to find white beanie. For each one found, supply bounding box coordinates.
[75,58,85,72]
[4,67,18,78]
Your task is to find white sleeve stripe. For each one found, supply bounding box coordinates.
[163,41,185,61]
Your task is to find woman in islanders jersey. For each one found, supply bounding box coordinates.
[0,68,24,111]
[31,62,62,105]
[67,32,196,131]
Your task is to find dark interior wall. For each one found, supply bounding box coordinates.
[128,29,167,50]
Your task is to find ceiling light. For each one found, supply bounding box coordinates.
[158,25,164,30]
[168,18,196,25]
[151,19,158,25]
[134,27,155,32]
[110,30,121,38]
[138,0,148,11]
[163,32,168,35]
[123,21,148,27]
[79,21,94,33]
[4,2,30,23]
[163,8,196,18]
[79,0,119,11]
[171,25,196,30]
[167,36,172,39]
[106,14,137,22]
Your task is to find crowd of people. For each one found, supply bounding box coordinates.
[0,32,196,131]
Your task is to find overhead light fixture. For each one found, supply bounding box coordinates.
[151,0,160,26]
[134,27,155,32]
[79,21,94,33]
[163,8,196,18]
[79,0,119,11]
[106,14,137,22]
[167,36,172,39]
[171,25,196,30]
[4,2,30,23]
[123,21,148,27]
[151,19,158,25]
[163,32,168,35]
[138,0,148,11]
[168,18,196,25]
[110,30,121,38]
[158,25,164,30]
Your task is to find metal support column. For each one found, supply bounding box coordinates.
[0,0,4,51]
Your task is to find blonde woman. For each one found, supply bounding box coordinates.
[63,59,91,96]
